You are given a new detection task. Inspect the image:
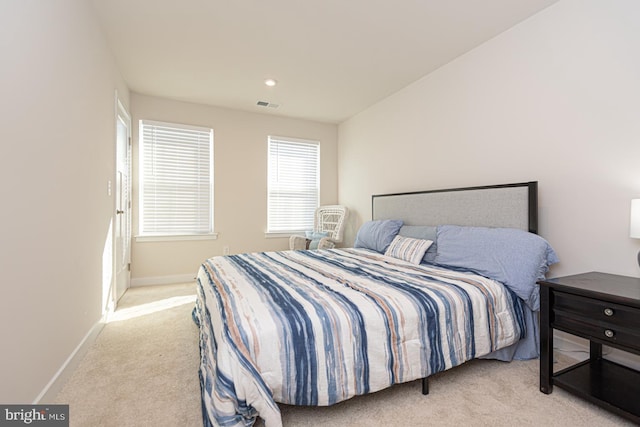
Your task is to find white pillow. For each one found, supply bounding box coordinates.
[384,235,433,265]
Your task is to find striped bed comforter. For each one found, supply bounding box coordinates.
[194,248,524,427]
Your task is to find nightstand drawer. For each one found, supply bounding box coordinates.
[554,291,640,329]
[553,311,640,352]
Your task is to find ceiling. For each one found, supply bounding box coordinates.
[91,0,559,124]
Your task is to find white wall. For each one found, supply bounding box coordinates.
[0,0,129,402]
[338,0,640,278]
[130,94,338,281]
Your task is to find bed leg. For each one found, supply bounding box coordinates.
[421,377,429,395]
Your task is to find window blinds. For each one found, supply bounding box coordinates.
[267,136,319,233]
[139,120,213,235]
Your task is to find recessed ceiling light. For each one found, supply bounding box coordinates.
[264,78,277,87]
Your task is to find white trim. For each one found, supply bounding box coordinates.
[130,273,196,287]
[33,318,106,404]
[142,118,212,134]
[268,134,319,146]
[135,233,218,242]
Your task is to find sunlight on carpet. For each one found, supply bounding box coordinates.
[107,294,196,322]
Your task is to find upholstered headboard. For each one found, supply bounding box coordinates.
[372,182,537,234]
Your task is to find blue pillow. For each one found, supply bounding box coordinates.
[398,225,438,263]
[434,225,559,310]
[354,220,403,253]
[305,231,330,249]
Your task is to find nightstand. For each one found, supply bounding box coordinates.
[538,272,640,424]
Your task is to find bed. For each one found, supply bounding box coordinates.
[193,181,558,427]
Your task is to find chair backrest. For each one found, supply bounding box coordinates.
[315,205,349,243]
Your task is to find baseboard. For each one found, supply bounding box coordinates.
[33,274,195,402]
[33,318,106,404]
[130,273,196,287]
[554,330,640,370]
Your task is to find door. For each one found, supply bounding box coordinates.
[115,98,131,302]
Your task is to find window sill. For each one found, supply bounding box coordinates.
[135,233,219,243]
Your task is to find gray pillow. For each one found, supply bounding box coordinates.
[354,220,403,253]
[398,225,437,263]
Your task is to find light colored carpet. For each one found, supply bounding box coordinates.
[55,283,634,426]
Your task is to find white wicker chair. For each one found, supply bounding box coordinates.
[289,205,349,250]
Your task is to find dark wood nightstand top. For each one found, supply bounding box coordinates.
[538,272,640,308]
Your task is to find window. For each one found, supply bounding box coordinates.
[267,136,319,233]
[139,120,213,237]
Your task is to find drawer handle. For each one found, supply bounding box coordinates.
[604,329,615,338]
[604,308,614,316]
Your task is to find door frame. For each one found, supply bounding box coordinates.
[113,92,132,308]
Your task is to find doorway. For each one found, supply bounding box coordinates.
[115,97,131,303]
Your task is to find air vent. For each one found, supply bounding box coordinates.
[256,101,279,109]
